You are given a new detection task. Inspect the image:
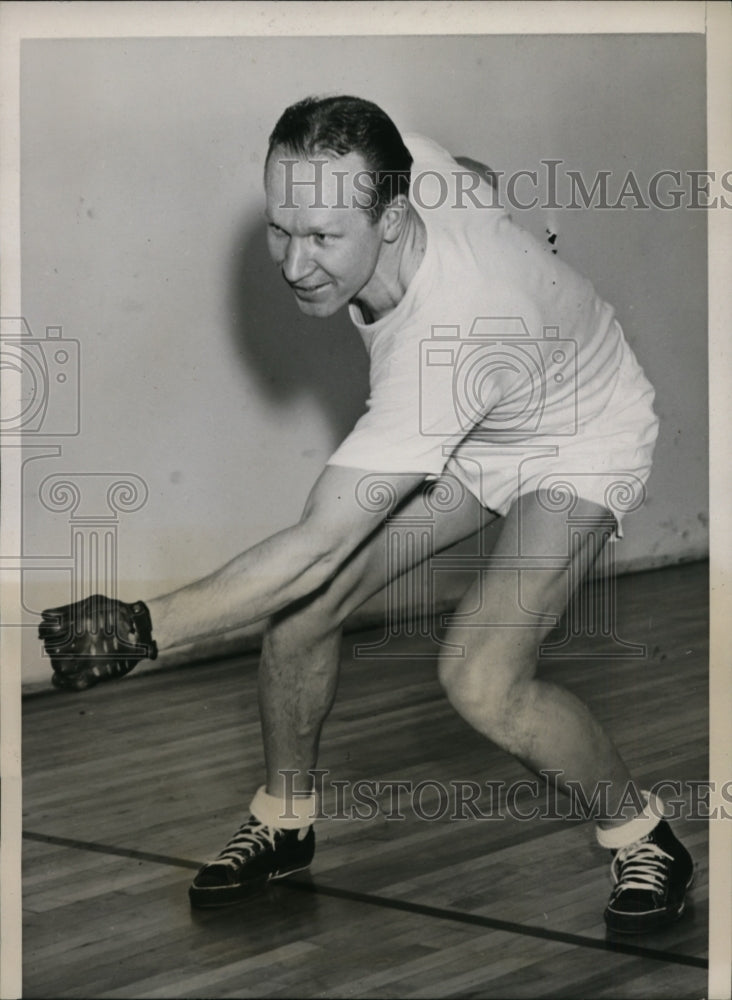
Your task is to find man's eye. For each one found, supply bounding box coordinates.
[314,233,333,245]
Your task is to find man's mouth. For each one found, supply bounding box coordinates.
[291,281,330,297]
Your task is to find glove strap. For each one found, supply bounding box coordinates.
[129,600,158,660]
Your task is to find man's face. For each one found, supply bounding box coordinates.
[264,148,386,318]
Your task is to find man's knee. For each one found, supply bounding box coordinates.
[269,540,380,652]
[437,634,537,747]
[261,590,341,662]
[437,651,500,719]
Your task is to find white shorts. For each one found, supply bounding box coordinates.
[442,333,659,536]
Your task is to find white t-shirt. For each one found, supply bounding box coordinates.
[327,134,655,515]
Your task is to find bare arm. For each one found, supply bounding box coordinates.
[146,464,424,649]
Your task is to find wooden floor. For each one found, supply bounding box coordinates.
[22,561,709,999]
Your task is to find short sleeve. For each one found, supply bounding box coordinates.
[327,328,504,474]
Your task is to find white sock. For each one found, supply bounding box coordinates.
[596,789,665,850]
[250,785,318,830]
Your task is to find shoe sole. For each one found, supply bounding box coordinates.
[188,861,312,909]
[604,869,695,935]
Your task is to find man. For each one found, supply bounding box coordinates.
[39,95,693,934]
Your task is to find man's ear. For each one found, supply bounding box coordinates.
[380,194,411,243]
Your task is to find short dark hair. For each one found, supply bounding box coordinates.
[266,95,413,221]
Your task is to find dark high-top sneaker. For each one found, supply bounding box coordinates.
[189,815,315,908]
[604,820,694,933]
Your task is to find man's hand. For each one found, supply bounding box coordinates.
[38,594,158,691]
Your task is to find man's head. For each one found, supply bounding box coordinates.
[266,95,413,222]
[264,96,415,318]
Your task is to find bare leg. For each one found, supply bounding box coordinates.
[258,603,343,799]
[438,491,639,828]
[257,480,495,798]
[195,487,693,926]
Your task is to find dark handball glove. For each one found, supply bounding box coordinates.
[38,594,158,692]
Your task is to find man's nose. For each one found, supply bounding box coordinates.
[282,237,312,284]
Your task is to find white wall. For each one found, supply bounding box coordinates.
[18,34,707,684]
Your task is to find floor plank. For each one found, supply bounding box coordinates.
[22,560,709,998]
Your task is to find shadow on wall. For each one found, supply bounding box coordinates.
[226,218,370,444]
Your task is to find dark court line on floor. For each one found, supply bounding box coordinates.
[23,829,707,971]
[281,877,707,970]
[23,829,202,872]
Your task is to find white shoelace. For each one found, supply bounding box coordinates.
[612,840,673,893]
[208,819,279,870]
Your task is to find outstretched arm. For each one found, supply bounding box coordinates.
[146,464,424,650]
[39,465,424,690]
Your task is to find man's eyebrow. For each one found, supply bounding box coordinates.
[265,215,287,232]
[265,217,342,236]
